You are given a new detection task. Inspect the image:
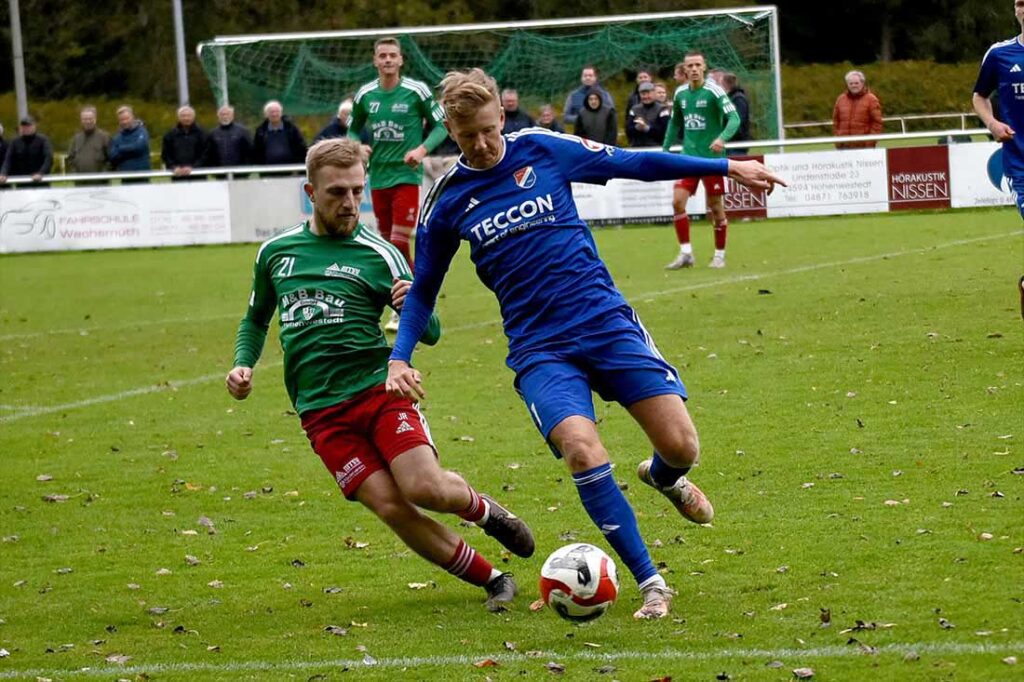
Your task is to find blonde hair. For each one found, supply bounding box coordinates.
[440,68,499,121]
[305,137,366,184]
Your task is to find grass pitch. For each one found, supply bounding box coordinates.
[0,209,1021,681]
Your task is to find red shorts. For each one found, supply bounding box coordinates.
[371,184,420,241]
[300,385,435,499]
[674,175,726,196]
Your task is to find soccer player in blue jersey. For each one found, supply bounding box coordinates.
[385,69,784,619]
[974,0,1024,217]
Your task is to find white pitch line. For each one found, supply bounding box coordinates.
[3,230,1017,425]
[0,640,1019,680]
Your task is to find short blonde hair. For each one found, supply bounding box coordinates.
[440,68,499,121]
[305,137,366,185]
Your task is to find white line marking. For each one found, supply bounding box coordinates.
[0,362,283,424]
[4,231,1017,424]
[0,640,1019,679]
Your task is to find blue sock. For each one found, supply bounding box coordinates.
[649,451,690,488]
[573,463,657,586]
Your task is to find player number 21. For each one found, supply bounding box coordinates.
[276,257,296,278]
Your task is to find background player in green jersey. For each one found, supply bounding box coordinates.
[226,138,534,611]
[348,37,448,331]
[663,51,741,270]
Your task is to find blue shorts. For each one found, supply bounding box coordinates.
[513,307,687,453]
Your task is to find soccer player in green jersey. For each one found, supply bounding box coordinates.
[663,51,741,269]
[226,138,534,611]
[348,37,448,331]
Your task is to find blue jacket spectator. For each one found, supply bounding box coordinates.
[110,106,152,171]
[203,105,253,167]
[563,66,614,126]
[253,100,307,165]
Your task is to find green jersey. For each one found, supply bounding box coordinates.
[347,76,448,190]
[233,221,441,415]
[663,80,740,158]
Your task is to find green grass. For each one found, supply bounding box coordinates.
[0,210,1021,681]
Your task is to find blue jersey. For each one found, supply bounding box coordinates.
[389,128,727,371]
[975,37,1024,179]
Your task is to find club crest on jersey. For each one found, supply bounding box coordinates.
[513,166,537,189]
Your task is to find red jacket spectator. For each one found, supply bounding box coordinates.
[832,70,883,149]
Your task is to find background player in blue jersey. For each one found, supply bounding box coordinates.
[973,0,1024,216]
[386,68,784,619]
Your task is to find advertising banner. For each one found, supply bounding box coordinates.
[948,142,1015,209]
[765,148,889,217]
[722,154,768,219]
[0,182,231,254]
[886,146,951,211]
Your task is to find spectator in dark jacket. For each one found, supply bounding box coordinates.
[313,99,353,143]
[203,105,253,167]
[67,106,110,173]
[109,106,152,172]
[0,117,53,184]
[626,82,669,147]
[721,72,751,155]
[537,104,565,133]
[574,88,617,146]
[501,89,536,135]
[253,100,307,165]
[0,124,7,173]
[624,68,653,129]
[162,105,207,178]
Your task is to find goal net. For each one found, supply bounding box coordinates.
[197,7,783,140]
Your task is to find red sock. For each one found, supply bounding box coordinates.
[443,540,493,587]
[673,214,690,244]
[714,219,728,250]
[391,225,414,269]
[457,486,485,523]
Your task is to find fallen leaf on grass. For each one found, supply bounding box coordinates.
[1004,656,1018,665]
[978,533,994,541]
[155,568,172,576]
[323,586,343,594]
[765,660,783,668]
[197,516,217,534]
[473,659,499,668]
[594,664,616,674]
[343,537,369,549]
[207,645,220,652]
[185,555,201,566]
[938,618,955,629]
[529,599,546,612]
[105,654,131,664]
[792,668,814,679]
[36,474,53,482]
[42,494,69,503]
[839,620,894,634]
[349,621,368,628]
[407,582,430,590]
[820,608,831,627]
[503,641,516,651]
[545,661,565,673]
[324,625,348,636]
[207,580,224,589]
[770,603,788,611]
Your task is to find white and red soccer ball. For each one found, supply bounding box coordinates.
[539,543,619,621]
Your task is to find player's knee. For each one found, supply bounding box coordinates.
[556,431,609,471]
[660,422,700,467]
[398,475,446,511]
[368,495,419,528]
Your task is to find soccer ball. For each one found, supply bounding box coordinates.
[539,543,619,622]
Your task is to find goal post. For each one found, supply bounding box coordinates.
[197,7,784,140]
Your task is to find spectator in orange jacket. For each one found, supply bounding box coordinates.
[832,70,883,149]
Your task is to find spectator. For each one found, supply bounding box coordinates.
[626,82,669,148]
[707,68,727,87]
[109,105,152,172]
[832,70,883,149]
[0,116,53,184]
[536,104,565,133]
[721,72,751,155]
[574,87,617,146]
[162,105,207,178]
[654,82,669,105]
[67,106,110,173]
[203,105,253,167]
[313,99,353,143]
[563,65,614,126]
[252,100,307,165]
[0,124,7,173]
[501,89,535,134]
[624,68,654,128]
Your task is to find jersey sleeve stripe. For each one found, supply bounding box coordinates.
[420,163,461,226]
[400,78,433,100]
[254,223,304,263]
[354,80,380,103]
[355,232,410,279]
